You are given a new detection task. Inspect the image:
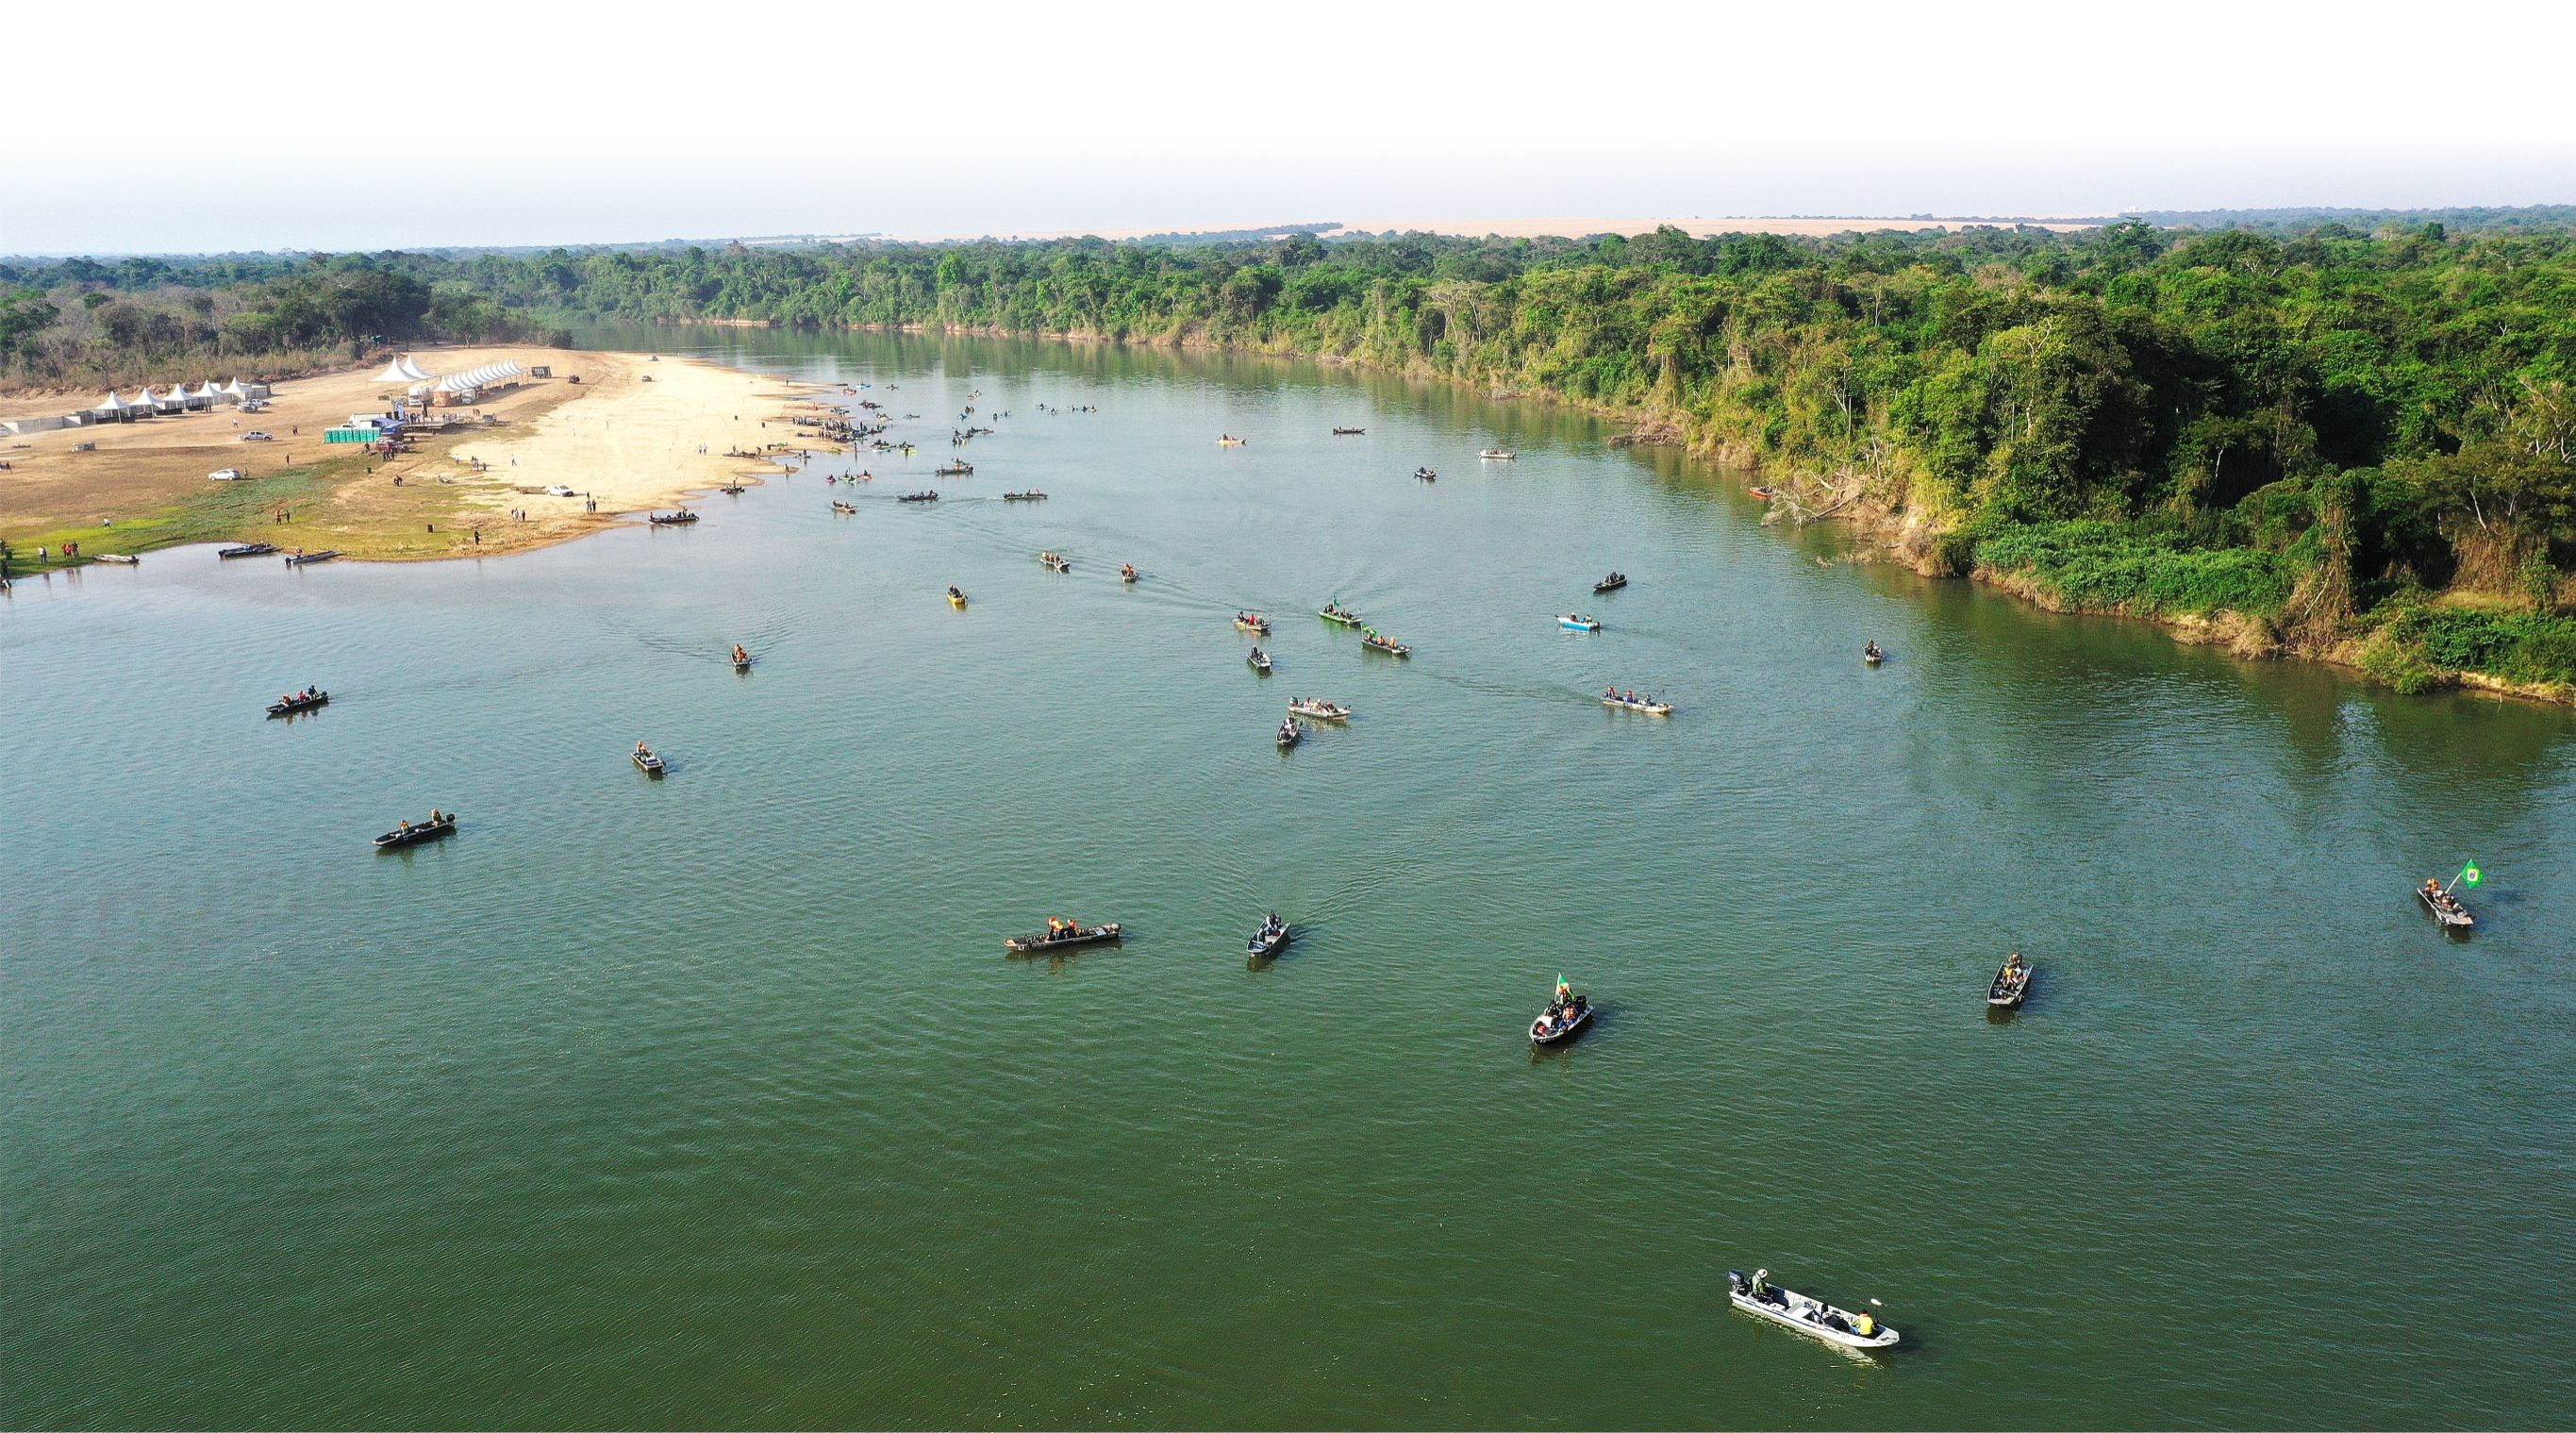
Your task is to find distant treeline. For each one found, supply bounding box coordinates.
[2118,205,2576,235]
[12,221,2573,692]
[0,254,563,392]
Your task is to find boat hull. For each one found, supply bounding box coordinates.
[2418,889,2475,928]
[1726,1286,1898,1349]
[634,753,666,775]
[374,818,457,849]
[1248,926,1289,958]
[1531,1008,1592,1045]
[1004,924,1123,954]
[266,695,328,718]
[1987,964,2030,1008]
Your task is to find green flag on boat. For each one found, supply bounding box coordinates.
[2461,861,2483,888]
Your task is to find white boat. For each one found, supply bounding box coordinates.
[94,554,141,565]
[1602,693,1673,715]
[1287,699,1350,721]
[1479,448,1517,460]
[1726,1271,1897,1349]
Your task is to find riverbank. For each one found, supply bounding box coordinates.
[744,316,2576,708]
[0,349,827,570]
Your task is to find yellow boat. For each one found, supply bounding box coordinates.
[1217,436,1247,446]
[947,587,969,608]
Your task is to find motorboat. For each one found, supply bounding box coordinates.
[1559,613,1603,632]
[1726,1271,1898,1350]
[1287,699,1350,721]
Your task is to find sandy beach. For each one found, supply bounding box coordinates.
[0,348,829,564]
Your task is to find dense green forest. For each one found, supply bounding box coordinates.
[10,221,2573,693]
[0,254,559,390]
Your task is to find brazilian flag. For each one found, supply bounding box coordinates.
[2461,861,2484,888]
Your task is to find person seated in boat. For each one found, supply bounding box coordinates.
[1623,689,1637,703]
[397,819,412,832]
[1853,1310,1875,1337]
[732,645,750,663]
[429,809,444,824]
[1750,1269,1772,1302]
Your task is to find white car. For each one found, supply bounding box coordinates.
[208,468,246,481]
[544,485,578,498]
[241,430,274,442]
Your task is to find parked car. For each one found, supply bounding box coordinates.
[239,401,269,413]
[208,468,246,481]
[544,484,578,498]
[241,430,274,442]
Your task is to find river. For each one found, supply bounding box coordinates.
[4,327,2571,1429]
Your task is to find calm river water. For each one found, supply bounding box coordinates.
[5,329,2572,1430]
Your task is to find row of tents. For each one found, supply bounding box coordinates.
[91,379,262,419]
[379,355,525,399]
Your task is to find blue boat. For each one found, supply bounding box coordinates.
[1559,613,1603,632]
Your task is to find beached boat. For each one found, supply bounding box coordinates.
[266,691,328,718]
[1332,426,1367,436]
[1559,613,1603,632]
[633,745,666,775]
[284,550,341,566]
[1004,922,1122,953]
[935,462,973,476]
[1593,572,1627,593]
[1750,486,1775,501]
[1039,551,1072,573]
[219,542,278,559]
[374,813,457,849]
[1319,605,1365,627]
[1726,1271,1898,1349]
[1276,719,1302,749]
[1287,699,1350,721]
[649,510,699,525]
[1530,992,1592,1045]
[897,491,939,503]
[94,554,141,565]
[1235,614,1272,635]
[1247,647,1272,673]
[1002,491,1047,501]
[1479,448,1517,460]
[1361,633,1411,658]
[1247,916,1290,958]
[1602,692,1673,715]
[1987,958,2032,1008]
[2418,884,2476,929]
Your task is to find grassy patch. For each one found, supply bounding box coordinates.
[1972,520,2298,618]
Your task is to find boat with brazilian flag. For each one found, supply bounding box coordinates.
[2417,860,2480,931]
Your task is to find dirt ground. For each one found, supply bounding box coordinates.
[0,347,832,562]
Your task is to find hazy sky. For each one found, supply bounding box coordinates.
[8,0,2569,254]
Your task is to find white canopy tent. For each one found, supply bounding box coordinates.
[433,359,524,395]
